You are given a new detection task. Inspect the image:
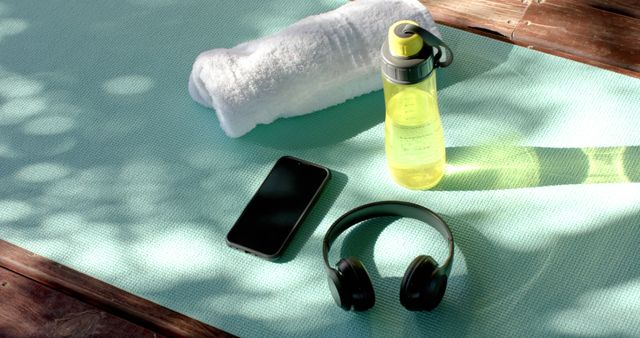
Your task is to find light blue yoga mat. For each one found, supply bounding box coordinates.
[1,1,639,337]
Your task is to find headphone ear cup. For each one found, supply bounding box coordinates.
[327,268,351,310]
[400,255,448,311]
[336,257,375,311]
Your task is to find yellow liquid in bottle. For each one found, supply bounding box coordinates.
[385,87,445,189]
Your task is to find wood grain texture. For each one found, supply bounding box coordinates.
[513,0,640,74]
[421,0,530,39]
[0,240,234,338]
[421,0,640,77]
[0,267,161,338]
[583,0,640,20]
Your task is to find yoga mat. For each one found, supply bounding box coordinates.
[1,0,639,336]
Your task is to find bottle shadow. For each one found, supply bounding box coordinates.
[434,145,640,191]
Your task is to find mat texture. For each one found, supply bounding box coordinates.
[1,1,639,337]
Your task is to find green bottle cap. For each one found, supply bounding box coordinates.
[381,22,453,84]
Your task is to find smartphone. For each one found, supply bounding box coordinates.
[226,156,331,260]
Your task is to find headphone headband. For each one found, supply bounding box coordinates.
[322,201,454,276]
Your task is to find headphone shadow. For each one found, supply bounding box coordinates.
[336,216,470,336]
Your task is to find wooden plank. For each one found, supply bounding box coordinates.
[420,0,640,77]
[420,0,531,39]
[0,240,234,338]
[583,0,640,20]
[513,0,640,75]
[0,266,162,337]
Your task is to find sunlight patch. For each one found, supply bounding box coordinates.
[549,279,640,336]
[22,115,76,135]
[0,97,46,125]
[0,18,28,41]
[0,76,43,98]
[134,227,220,273]
[40,213,85,234]
[103,75,154,95]
[128,0,177,7]
[0,200,33,222]
[0,143,18,158]
[15,162,71,183]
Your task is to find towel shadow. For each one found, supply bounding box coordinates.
[243,90,385,149]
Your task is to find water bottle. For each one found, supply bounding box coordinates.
[381,20,453,189]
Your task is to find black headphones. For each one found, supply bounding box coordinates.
[322,201,454,311]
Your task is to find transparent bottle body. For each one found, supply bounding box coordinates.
[383,72,445,189]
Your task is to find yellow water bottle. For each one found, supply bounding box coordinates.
[381,20,453,189]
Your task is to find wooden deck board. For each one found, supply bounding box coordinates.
[420,0,530,39]
[513,0,640,75]
[0,240,234,338]
[0,266,162,337]
[422,0,640,77]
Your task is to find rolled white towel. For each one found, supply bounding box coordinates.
[188,0,439,137]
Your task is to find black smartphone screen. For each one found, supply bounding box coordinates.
[226,156,330,259]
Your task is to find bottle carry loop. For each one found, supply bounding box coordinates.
[402,24,453,68]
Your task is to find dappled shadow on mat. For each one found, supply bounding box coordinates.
[330,209,640,336]
[1,0,638,336]
[447,211,640,337]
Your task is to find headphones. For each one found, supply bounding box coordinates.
[322,201,454,311]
